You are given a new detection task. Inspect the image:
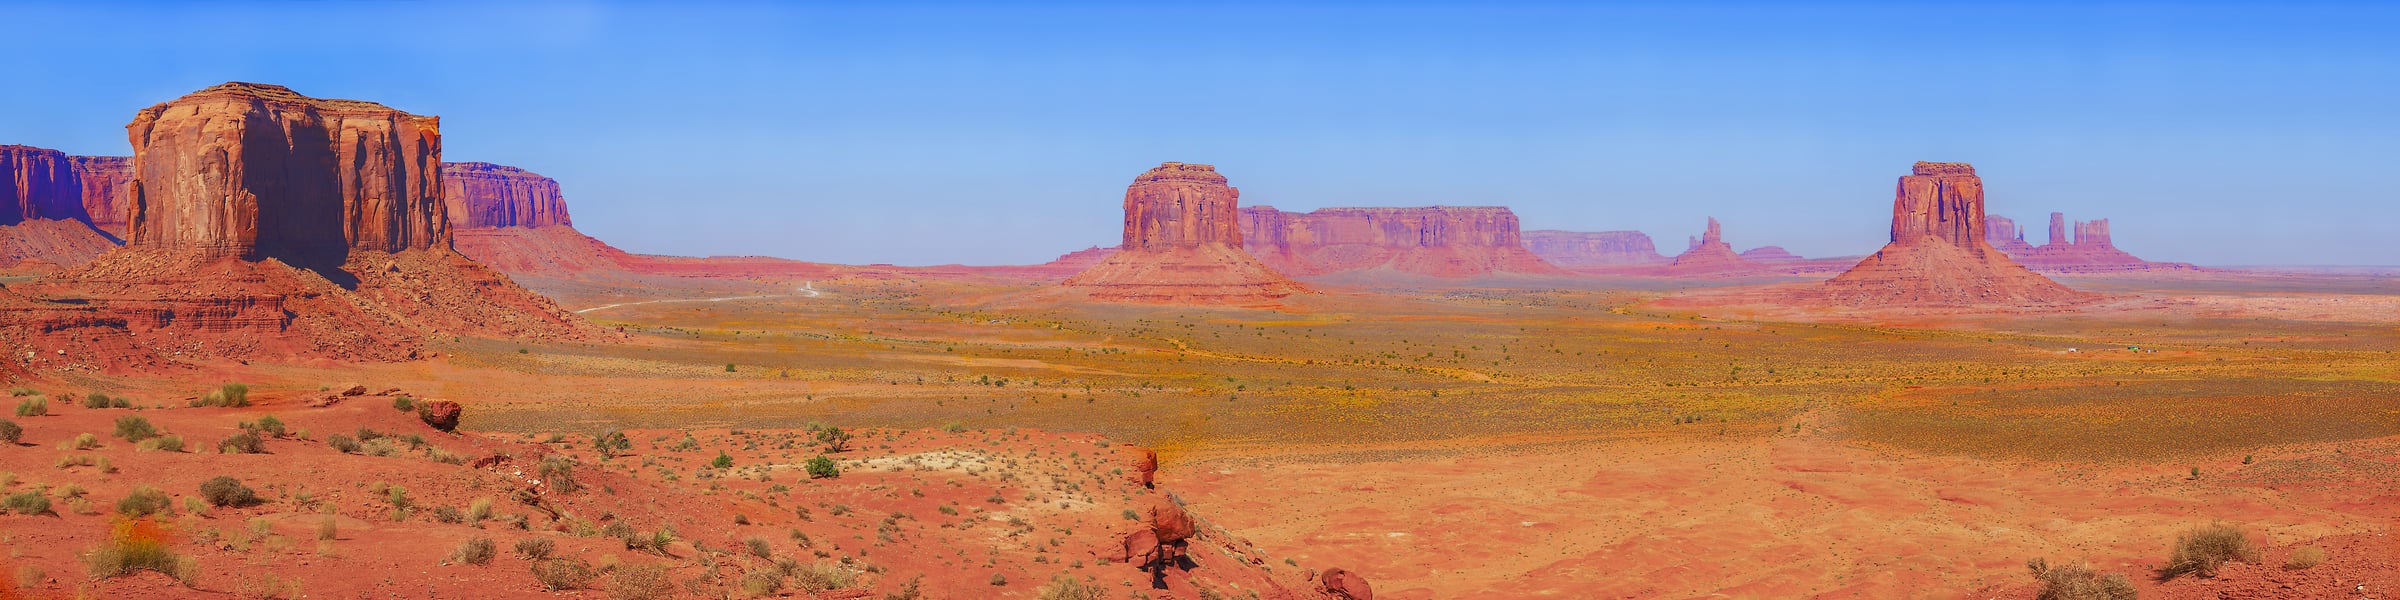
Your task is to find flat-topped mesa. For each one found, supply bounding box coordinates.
[1819,162,2089,307]
[1521,230,1668,266]
[1065,162,1304,303]
[1123,162,1242,250]
[1985,215,2034,254]
[1239,205,1563,277]
[1,145,87,224]
[125,82,447,265]
[70,155,133,236]
[442,162,571,229]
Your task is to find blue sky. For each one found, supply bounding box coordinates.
[2,1,2393,266]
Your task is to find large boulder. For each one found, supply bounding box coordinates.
[417,400,461,432]
[1144,495,1195,544]
[1320,568,1374,600]
[1127,446,1158,488]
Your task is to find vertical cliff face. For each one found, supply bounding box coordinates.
[1239,205,1562,277]
[1,145,87,224]
[1520,230,1668,266]
[70,155,133,236]
[1122,162,1243,250]
[124,82,446,265]
[441,162,571,229]
[1985,215,2034,254]
[1065,162,1304,302]
[1820,162,2087,307]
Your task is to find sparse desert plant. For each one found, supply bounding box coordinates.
[539,456,580,493]
[84,392,112,409]
[2027,558,2136,600]
[816,427,853,452]
[883,576,924,600]
[202,476,261,507]
[242,415,286,438]
[469,497,494,522]
[317,517,339,541]
[114,415,158,441]
[328,434,361,453]
[594,430,632,456]
[531,557,596,590]
[392,395,415,412]
[609,562,674,600]
[989,572,1007,586]
[3,490,52,515]
[84,518,194,583]
[942,421,968,434]
[61,432,100,450]
[136,434,186,453]
[806,456,839,479]
[449,537,497,565]
[0,418,20,444]
[738,567,785,596]
[514,537,555,560]
[2285,545,2326,569]
[711,451,734,469]
[200,383,250,408]
[744,537,772,559]
[1037,575,1105,600]
[219,431,266,454]
[15,396,47,417]
[233,571,303,599]
[434,505,465,523]
[788,561,855,593]
[2162,523,2260,579]
[116,486,173,518]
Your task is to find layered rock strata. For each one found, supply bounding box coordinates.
[1240,205,1563,277]
[1817,162,2090,306]
[1520,230,1667,266]
[0,145,119,271]
[1064,162,1305,302]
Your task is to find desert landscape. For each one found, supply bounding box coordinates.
[1,3,2395,599]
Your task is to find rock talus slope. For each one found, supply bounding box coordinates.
[1817,162,2090,307]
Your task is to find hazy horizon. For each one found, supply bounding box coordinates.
[2,1,2393,266]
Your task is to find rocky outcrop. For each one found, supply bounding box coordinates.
[1064,163,1305,302]
[0,146,119,272]
[1985,215,2035,254]
[1666,217,1764,275]
[124,82,446,266]
[1240,205,1563,277]
[1521,230,1667,266]
[417,400,462,431]
[1739,246,1804,263]
[442,162,570,229]
[1818,162,2090,307]
[1991,212,2197,273]
[1320,568,1375,600]
[71,155,133,236]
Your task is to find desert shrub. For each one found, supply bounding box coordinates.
[450,537,497,566]
[609,562,675,600]
[219,431,265,454]
[434,505,465,523]
[200,384,250,408]
[116,486,173,517]
[328,434,361,453]
[816,427,853,452]
[84,519,194,582]
[942,421,967,434]
[14,396,47,417]
[806,456,839,479]
[3,490,52,515]
[734,567,782,596]
[61,432,100,450]
[594,430,632,456]
[711,451,734,469]
[989,572,1007,586]
[136,434,186,453]
[0,418,19,444]
[1037,575,1105,600]
[538,456,579,494]
[469,497,494,522]
[2162,523,2259,579]
[2027,558,2135,600]
[514,537,555,560]
[788,561,855,593]
[318,517,339,541]
[113,415,158,441]
[744,537,773,559]
[7,387,32,396]
[242,415,286,438]
[201,476,261,507]
[531,558,596,591]
[2285,545,2326,569]
[84,392,112,409]
[392,396,415,412]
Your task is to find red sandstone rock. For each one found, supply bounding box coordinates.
[1064,163,1306,302]
[1520,230,1668,266]
[1990,211,2198,273]
[1818,162,2091,307]
[1128,446,1159,488]
[1320,568,1374,600]
[1666,217,1765,275]
[1121,528,1163,569]
[1985,215,2035,255]
[418,400,461,432]
[71,155,132,236]
[125,82,446,265]
[1145,494,1196,544]
[442,162,571,229]
[0,146,120,272]
[1239,205,1564,277]
[1738,246,1804,263]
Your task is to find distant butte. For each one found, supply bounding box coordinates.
[1063,162,1306,303]
[1990,211,2199,273]
[1665,217,1766,275]
[1520,229,1668,266]
[1816,162,2092,307]
[0,145,119,272]
[1239,205,1563,277]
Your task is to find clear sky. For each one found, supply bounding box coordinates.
[2,1,2393,266]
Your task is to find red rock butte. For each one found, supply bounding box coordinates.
[1666,217,1765,275]
[1520,229,1667,266]
[0,145,122,272]
[1239,205,1563,277]
[1988,211,2197,273]
[1064,162,1305,303]
[1817,162,2090,307]
[442,162,572,229]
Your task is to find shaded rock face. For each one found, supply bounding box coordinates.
[1819,162,2089,307]
[1985,215,2035,254]
[1065,162,1305,303]
[1521,230,1667,266]
[1,145,86,224]
[1667,217,1763,274]
[125,82,447,267]
[71,155,133,236]
[1320,568,1375,600]
[1122,162,1242,250]
[1989,211,2196,273]
[441,162,570,229]
[1240,205,1562,277]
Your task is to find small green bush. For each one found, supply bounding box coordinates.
[200,476,260,507]
[805,456,839,479]
[116,486,173,518]
[219,431,265,454]
[538,456,579,494]
[2163,523,2259,579]
[449,537,496,566]
[198,384,250,408]
[136,435,186,453]
[3,490,52,515]
[243,415,286,438]
[942,421,968,433]
[2028,558,2136,600]
[513,537,555,560]
[84,392,112,409]
[0,418,20,444]
[61,432,100,450]
[15,396,48,417]
[392,396,415,412]
[711,452,734,469]
[328,434,361,453]
[113,415,157,442]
